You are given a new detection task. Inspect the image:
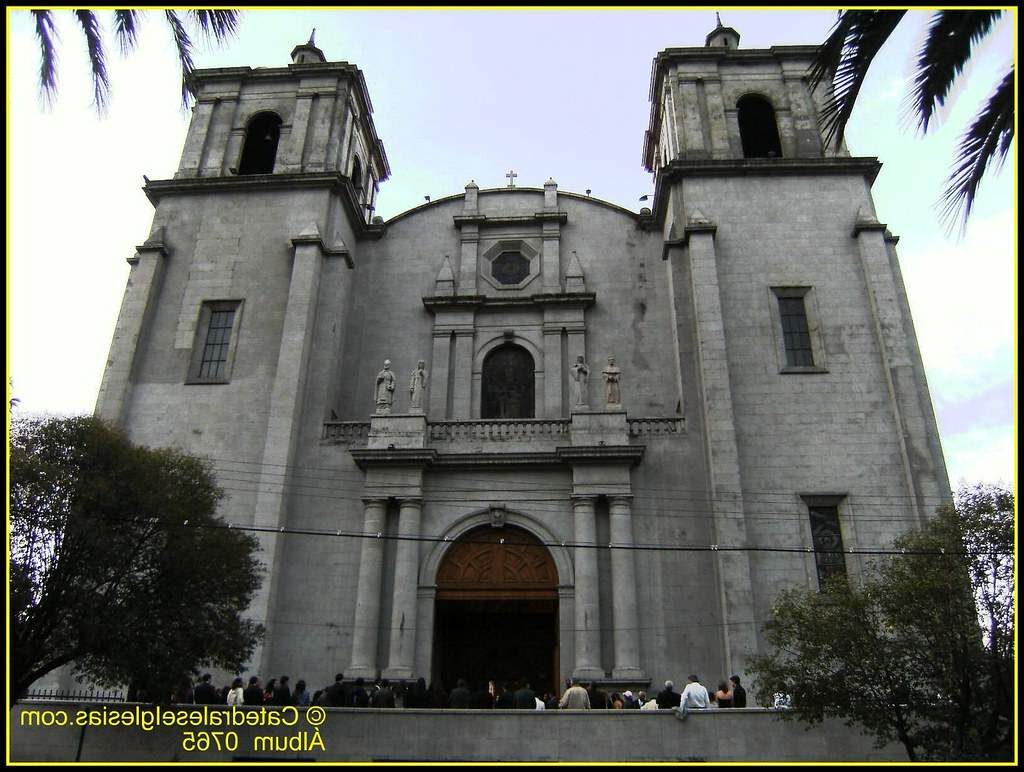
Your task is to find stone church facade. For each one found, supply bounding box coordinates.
[95,23,950,698]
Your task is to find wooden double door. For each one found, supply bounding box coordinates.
[433,526,559,697]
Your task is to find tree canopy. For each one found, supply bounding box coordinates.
[747,484,1014,761]
[808,10,1014,230]
[10,415,264,704]
[30,9,240,111]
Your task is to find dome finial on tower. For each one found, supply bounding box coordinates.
[706,14,740,49]
[291,29,327,64]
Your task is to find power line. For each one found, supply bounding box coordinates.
[203,455,955,503]
[206,479,948,526]
[49,510,1008,558]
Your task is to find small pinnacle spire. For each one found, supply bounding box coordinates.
[715,12,722,28]
[308,28,316,46]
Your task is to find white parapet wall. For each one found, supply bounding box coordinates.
[11,702,905,762]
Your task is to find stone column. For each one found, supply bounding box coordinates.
[348,498,388,680]
[384,497,423,680]
[608,495,645,679]
[571,495,604,680]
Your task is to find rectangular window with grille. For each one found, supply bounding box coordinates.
[778,296,814,367]
[808,504,846,588]
[199,308,236,379]
[187,300,243,384]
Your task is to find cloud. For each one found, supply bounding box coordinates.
[941,424,1016,489]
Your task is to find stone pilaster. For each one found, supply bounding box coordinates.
[571,495,604,680]
[176,98,216,178]
[702,78,731,157]
[201,96,238,176]
[282,91,314,173]
[784,72,822,158]
[542,325,563,418]
[383,497,423,680]
[685,211,758,679]
[451,330,474,419]
[429,330,452,419]
[95,228,170,424]
[608,495,646,680]
[348,497,388,680]
[246,223,337,674]
[853,211,949,519]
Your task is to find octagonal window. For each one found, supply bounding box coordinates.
[491,251,530,285]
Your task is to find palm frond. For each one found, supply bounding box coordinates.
[807,10,906,149]
[31,10,59,106]
[913,10,1003,134]
[190,10,240,45]
[164,10,195,109]
[74,10,110,112]
[940,68,1015,231]
[113,10,141,56]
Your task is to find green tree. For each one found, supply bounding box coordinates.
[808,10,1014,229]
[747,484,1014,761]
[29,9,240,110]
[10,415,264,704]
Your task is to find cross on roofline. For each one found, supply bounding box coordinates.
[506,169,517,188]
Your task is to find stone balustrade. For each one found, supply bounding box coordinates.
[325,418,685,445]
[627,417,685,436]
[322,421,371,443]
[429,418,571,442]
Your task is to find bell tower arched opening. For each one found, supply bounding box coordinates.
[433,525,558,696]
[737,94,783,158]
[238,112,282,175]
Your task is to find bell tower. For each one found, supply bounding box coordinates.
[643,17,951,679]
[95,37,391,675]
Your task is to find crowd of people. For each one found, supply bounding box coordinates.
[172,672,749,711]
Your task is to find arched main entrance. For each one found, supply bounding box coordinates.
[434,525,558,696]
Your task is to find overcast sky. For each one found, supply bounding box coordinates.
[7,9,1016,490]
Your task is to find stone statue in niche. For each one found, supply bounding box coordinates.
[409,360,427,411]
[375,360,396,414]
[569,355,590,408]
[602,355,622,408]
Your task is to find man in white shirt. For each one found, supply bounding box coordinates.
[680,674,710,709]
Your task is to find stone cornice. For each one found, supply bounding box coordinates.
[453,211,568,229]
[350,449,437,469]
[432,452,564,469]
[423,292,595,312]
[290,234,353,268]
[142,173,386,241]
[650,157,882,225]
[556,445,646,466]
[348,445,646,469]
